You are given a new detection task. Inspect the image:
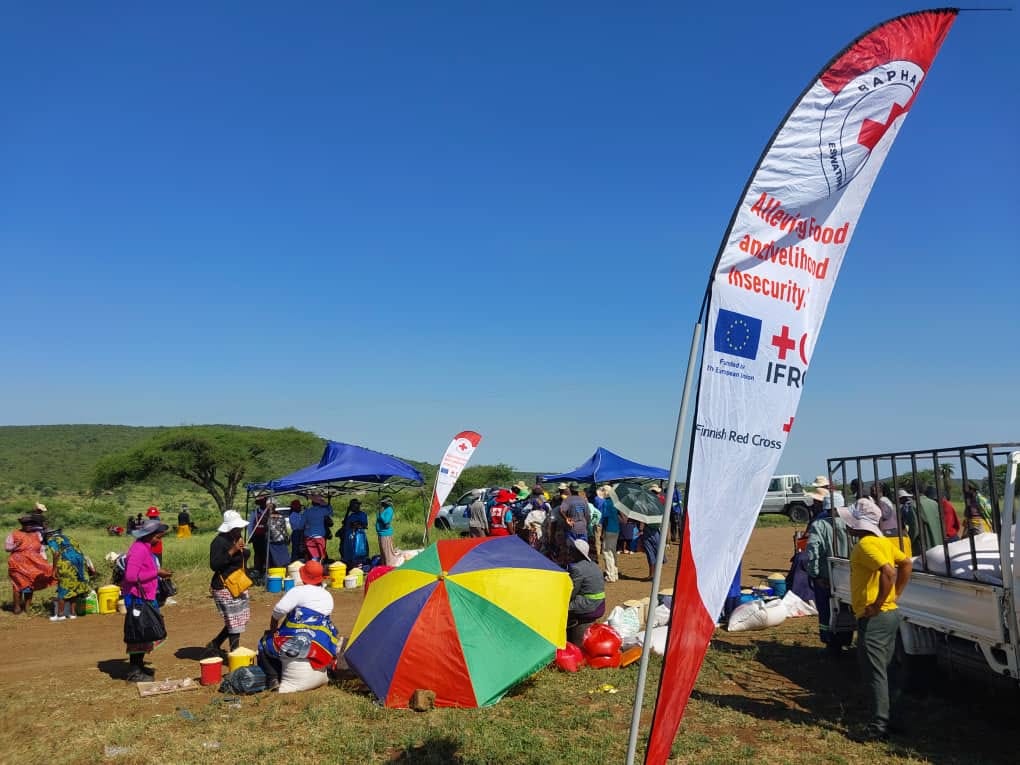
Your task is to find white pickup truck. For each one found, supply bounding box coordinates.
[760,474,812,523]
[827,444,1020,683]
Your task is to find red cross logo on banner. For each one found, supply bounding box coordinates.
[782,417,795,433]
[771,326,797,360]
[457,442,468,451]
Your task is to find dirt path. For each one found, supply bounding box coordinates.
[0,527,796,729]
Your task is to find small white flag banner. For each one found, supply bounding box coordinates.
[425,431,482,531]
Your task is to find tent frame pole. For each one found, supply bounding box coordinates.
[625,316,703,765]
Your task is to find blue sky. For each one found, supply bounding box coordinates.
[3,3,1018,479]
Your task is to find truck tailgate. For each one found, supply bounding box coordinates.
[830,559,1006,646]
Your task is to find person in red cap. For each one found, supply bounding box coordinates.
[145,507,164,566]
[487,489,517,537]
[256,560,339,692]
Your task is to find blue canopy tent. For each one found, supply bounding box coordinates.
[540,446,669,484]
[247,440,425,497]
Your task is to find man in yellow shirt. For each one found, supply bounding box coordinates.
[838,497,912,741]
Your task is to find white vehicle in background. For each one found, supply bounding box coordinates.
[827,443,1020,684]
[434,488,492,532]
[760,474,812,523]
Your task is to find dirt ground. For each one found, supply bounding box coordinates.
[0,528,795,729]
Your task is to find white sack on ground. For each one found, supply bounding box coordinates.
[278,657,329,694]
[636,625,669,655]
[781,590,817,618]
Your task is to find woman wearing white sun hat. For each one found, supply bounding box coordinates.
[206,510,252,657]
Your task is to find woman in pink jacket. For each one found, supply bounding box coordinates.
[121,519,172,682]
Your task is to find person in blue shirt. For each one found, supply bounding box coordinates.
[302,494,333,562]
[376,496,399,566]
[598,486,620,582]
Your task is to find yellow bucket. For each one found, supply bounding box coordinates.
[328,562,347,589]
[98,585,120,615]
[267,567,286,579]
[226,647,257,672]
[349,567,364,587]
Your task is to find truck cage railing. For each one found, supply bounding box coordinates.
[826,443,1020,581]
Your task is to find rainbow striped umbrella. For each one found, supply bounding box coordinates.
[344,535,570,708]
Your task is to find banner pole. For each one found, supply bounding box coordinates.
[422,485,437,546]
[625,316,704,765]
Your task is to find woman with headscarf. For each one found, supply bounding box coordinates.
[121,518,172,681]
[206,510,252,656]
[5,514,53,615]
[44,528,94,620]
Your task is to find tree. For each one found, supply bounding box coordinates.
[940,463,955,500]
[92,426,274,513]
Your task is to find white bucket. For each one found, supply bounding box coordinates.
[343,575,358,589]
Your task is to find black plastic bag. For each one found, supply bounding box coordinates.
[123,599,166,644]
[218,665,267,694]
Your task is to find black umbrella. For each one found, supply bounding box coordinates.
[607,483,664,525]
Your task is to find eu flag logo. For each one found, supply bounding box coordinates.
[714,308,761,360]
[440,467,449,475]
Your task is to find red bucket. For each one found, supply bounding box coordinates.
[199,657,223,686]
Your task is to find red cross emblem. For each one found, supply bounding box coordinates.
[771,325,797,360]
[782,417,795,434]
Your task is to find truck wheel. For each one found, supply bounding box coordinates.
[435,518,450,530]
[787,504,810,524]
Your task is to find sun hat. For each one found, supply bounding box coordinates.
[513,481,529,492]
[810,476,831,489]
[146,506,161,518]
[807,487,829,502]
[570,538,591,561]
[132,519,169,539]
[649,485,663,493]
[217,510,248,533]
[896,489,911,500]
[836,498,883,537]
[380,496,393,506]
[34,502,48,513]
[299,560,325,585]
[557,483,569,491]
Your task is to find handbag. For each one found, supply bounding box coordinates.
[124,598,166,644]
[222,567,253,598]
[157,576,177,601]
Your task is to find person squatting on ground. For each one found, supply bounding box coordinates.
[121,519,173,682]
[376,496,400,567]
[837,498,912,740]
[44,528,94,620]
[206,510,252,657]
[257,560,339,692]
[6,513,53,615]
[566,538,606,643]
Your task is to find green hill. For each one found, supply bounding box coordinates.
[0,424,327,493]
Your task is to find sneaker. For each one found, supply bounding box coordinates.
[49,615,66,622]
[68,614,77,620]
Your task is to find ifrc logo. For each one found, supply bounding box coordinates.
[765,325,810,388]
[819,60,925,195]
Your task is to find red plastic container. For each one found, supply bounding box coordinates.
[199,657,223,686]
